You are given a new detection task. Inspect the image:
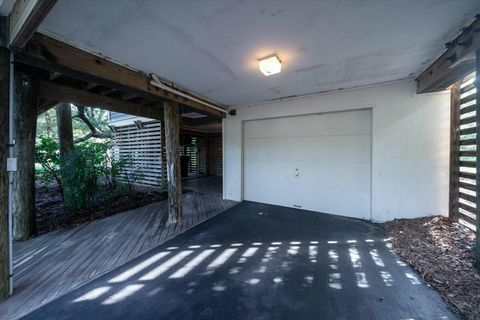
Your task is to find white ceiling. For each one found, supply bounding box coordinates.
[38,0,480,107]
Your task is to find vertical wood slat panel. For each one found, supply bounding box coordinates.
[475,49,480,269]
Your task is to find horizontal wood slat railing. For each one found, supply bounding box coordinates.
[451,73,478,231]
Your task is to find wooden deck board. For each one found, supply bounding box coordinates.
[0,177,237,320]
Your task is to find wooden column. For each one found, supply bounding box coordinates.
[12,71,38,241]
[449,82,461,220]
[55,102,74,156]
[475,49,480,269]
[160,120,168,190]
[0,47,10,299]
[163,101,182,224]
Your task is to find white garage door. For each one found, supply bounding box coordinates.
[243,109,371,219]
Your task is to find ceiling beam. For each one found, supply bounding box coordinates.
[9,0,57,49]
[181,117,221,127]
[38,80,164,120]
[416,18,480,93]
[15,34,227,118]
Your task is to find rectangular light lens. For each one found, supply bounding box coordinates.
[259,55,281,76]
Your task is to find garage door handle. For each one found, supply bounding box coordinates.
[295,168,299,177]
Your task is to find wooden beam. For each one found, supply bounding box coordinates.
[38,81,164,120]
[15,34,227,118]
[37,98,56,114]
[164,100,182,224]
[181,117,221,127]
[0,47,10,299]
[12,71,38,240]
[475,49,480,270]
[9,0,57,49]
[417,18,480,93]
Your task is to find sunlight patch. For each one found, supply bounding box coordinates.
[109,252,170,283]
[102,284,144,305]
[139,251,194,281]
[73,286,110,302]
[169,249,215,279]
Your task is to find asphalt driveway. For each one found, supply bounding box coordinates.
[21,202,459,320]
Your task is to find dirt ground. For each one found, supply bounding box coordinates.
[383,216,480,320]
[35,181,169,235]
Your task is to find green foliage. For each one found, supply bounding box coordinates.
[61,152,90,209]
[36,105,110,143]
[35,135,62,189]
[57,140,142,209]
[36,106,141,209]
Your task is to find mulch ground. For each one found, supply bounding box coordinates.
[383,216,480,320]
[35,182,170,236]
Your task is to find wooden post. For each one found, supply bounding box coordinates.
[0,47,10,298]
[163,101,182,224]
[55,102,74,156]
[160,120,168,190]
[12,71,38,241]
[475,49,480,269]
[449,82,461,221]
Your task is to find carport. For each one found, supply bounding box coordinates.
[1,1,480,319]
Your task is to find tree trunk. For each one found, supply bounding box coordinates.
[164,101,182,224]
[56,102,74,202]
[56,103,74,156]
[0,47,10,299]
[12,71,38,241]
[44,111,52,137]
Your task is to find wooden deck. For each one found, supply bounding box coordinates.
[0,177,237,320]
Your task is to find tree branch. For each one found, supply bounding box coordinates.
[74,106,113,143]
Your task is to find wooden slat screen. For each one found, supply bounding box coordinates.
[451,73,477,230]
[113,120,216,186]
[180,136,207,177]
[112,120,167,188]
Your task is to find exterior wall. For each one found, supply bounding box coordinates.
[207,134,223,176]
[223,79,451,222]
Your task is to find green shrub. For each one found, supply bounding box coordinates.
[35,135,62,189]
[36,136,143,210]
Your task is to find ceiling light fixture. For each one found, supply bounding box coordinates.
[258,54,281,76]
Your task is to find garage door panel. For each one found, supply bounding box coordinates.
[244,179,371,219]
[244,160,370,191]
[243,180,295,209]
[243,109,371,220]
[244,135,371,163]
[244,110,371,139]
[296,185,371,219]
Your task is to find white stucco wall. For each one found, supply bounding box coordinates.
[223,79,451,222]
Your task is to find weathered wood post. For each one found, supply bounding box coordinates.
[163,101,182,224]
[56,102,74,156]
[12,71,38,240]
[0,47,10,299]
[160,120,168,190]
